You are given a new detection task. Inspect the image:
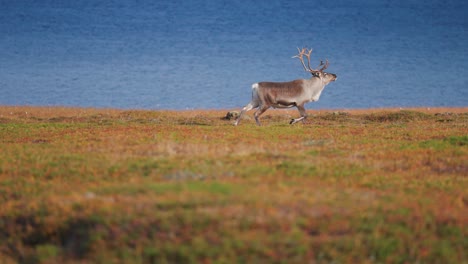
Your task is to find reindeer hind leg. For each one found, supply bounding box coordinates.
[254,105,269,126]
[234,101,258,126]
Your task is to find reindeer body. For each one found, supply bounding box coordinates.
[256,79,326,107]
[235,73,336,126]
[234,47,337,126]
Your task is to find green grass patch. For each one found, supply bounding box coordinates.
[420,135,468,150]
[96,181,239,197]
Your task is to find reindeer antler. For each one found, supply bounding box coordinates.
[318,59,329,72]
[293,47,329,76]
[292,47,312,73]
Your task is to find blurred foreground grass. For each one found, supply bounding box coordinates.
[0,106,467,263]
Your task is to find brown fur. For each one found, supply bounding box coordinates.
[258,80,304,96]
[258,80,304,105]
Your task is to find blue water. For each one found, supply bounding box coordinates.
[1,0,467,110]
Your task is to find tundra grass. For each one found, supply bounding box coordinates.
[0,106,466,263]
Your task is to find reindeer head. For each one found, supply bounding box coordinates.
[293,48,337,84]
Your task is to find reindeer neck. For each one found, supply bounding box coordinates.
[303,76,324,86]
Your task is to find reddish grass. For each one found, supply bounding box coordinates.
[0,106,466,263]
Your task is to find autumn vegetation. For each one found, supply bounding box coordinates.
[0,106,466,263]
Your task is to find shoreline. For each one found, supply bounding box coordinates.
[1,105,467,115]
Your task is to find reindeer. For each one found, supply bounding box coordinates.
[234,48,337,126]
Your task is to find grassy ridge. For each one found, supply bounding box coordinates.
[0,106,467,263]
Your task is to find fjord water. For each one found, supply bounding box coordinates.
[1,0,467,110]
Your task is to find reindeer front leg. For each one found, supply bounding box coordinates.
[290,104,308,125]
